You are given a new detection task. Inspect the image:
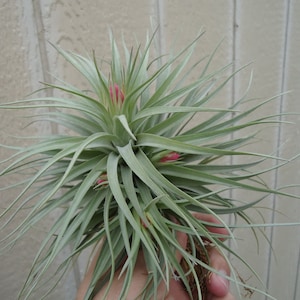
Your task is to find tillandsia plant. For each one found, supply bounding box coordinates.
[0,31,299,300]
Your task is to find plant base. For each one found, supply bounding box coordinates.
[180,238,211,300]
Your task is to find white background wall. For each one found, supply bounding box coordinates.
[0,1,299,299]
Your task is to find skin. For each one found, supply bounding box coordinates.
[76,213,235,300]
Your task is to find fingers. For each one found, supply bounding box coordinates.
[173,213,234,300]
[206,247,231,298]
[173,212,230,281]
[191,212,229,240]
[197,213,235,299]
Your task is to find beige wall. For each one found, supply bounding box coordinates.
[1,1,299,299]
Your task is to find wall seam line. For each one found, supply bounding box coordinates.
[156,0,166,58]
[31,0,82,291]
[293,246,300,300]
[291,3,300,299]
[228,0,237,254]
[265,0,291,298]
[31,0,59,135]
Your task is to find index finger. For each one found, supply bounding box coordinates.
[191,212,229,241]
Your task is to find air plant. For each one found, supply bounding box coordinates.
[0,31,298,300]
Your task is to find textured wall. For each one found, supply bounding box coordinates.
[0,1,299,299]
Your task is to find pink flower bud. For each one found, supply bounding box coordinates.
[109,83,124,103]
[160,152,180,163]
[96,173,108,185]
[96,179,105,185]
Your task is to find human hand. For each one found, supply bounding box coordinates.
[206,247,235,300]
[172,212,235,300]
[76,212,235,300]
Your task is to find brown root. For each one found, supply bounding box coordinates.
[180,238,211,300]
